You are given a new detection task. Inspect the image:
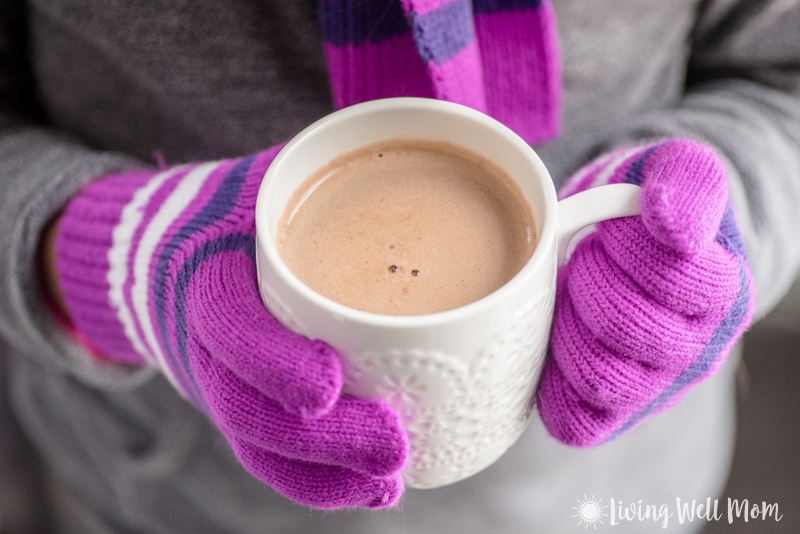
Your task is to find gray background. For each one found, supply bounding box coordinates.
[705,277,800,534]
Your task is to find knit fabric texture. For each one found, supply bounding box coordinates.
[537,139,755,447]
[55,148,408,509]
[318,0,560,145]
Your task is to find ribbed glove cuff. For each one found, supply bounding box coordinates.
[55,169,158,365]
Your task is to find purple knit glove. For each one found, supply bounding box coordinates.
[537,139,754,447]
[55,147,408,509]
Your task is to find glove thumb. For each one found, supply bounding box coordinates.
[637,139,729,256]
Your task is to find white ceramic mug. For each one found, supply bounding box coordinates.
[254,98,640,489]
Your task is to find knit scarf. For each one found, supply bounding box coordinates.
[318,0,561,145]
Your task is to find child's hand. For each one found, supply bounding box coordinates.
[537,139,754,446]
[54,147,408,508]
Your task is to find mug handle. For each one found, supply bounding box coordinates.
[556,183,642,267]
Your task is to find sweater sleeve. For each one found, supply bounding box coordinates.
[598,0,800,319]
[0,2,155,389]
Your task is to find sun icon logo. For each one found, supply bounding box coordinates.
[573,495,608,529]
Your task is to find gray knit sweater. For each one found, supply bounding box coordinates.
[1,1,799,532]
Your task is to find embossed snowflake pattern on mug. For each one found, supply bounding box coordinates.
[408,283,555,485]
[342,348,471,407]
[344,281,556,488]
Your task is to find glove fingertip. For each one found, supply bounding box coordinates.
[642,182,697,255]
[279,339,343,420]
[641,140,729,255]
[367,475,405,509]
[226,430,405,510]
[310,338,344,408]
[364,399,410,478]
[641,182,723,256]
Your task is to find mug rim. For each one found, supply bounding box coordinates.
[255,97,558,329]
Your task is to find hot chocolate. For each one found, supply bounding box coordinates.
[277,139,536,315]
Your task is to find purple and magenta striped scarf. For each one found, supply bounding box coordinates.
[318,0,561,145]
